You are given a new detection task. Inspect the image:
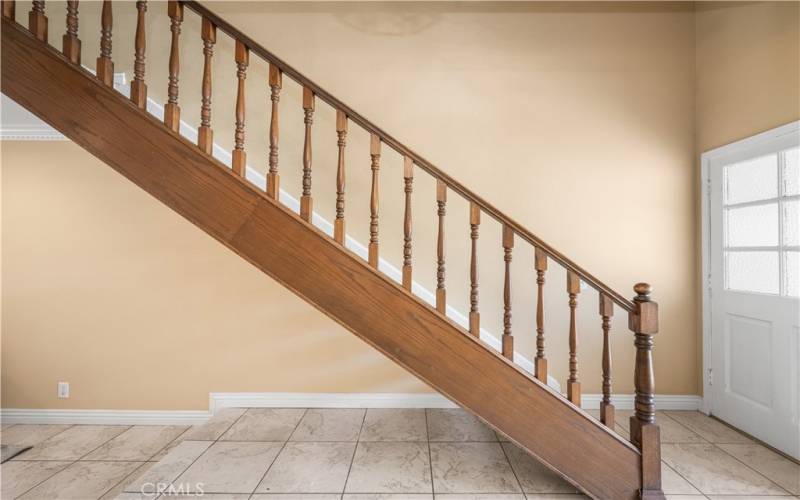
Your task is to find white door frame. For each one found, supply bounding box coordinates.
[700,120,800,415]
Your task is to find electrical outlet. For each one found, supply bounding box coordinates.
[57,382,69,399]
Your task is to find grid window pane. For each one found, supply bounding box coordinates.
[784,147,799,196]
[784,199,799,246]
[726,251,779,294]
[785,251,799,297]
[725,154,778,205]
[725,203,778,247]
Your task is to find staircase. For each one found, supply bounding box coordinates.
[1,2,665,498]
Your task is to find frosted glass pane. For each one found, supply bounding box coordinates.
[784,147,799,196]
[726,251,779,294]
[725,155,778,204]
[784,200,799,246]
[726,203,778,247]
[785,251,799,297]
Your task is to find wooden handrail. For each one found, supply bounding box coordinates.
[181,0,636,313]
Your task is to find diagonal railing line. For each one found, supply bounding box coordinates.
[183,1,635,312]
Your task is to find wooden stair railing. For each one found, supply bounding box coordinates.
[1,3,664,498]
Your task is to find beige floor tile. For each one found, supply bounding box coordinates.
[663,496,706,499]
[661,462,702,495]
[345,441,432,493]
[16,425,130,461]
[662,443,788,495]
[427,409,497,442]
[430,442,520,494]
[359,409,427,442]
[0,424,72,448]
[182,408,247,441]
[221,409,306,442]
[663,412,751,444]
[157,495,251,499]
[342,496,430,500]
[500,443,575,494]
[98,461,154,499]
[85,425,189,461]
[434,494,526,499]
[124,440,213,493]
[717,443,800,495]
[256,441,356,493]
[150,427,190,461]
[291,409,365,442]
[174,441,283,493]
[18,460,142,499]
[254,495,342,500]
[615,411,706,444]
[0,460,72,499]
[513,495,588,499]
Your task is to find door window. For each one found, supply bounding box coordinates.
[724,146,800,296]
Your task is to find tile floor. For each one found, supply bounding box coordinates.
[1,409,797,499]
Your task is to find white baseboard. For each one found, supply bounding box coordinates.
[0,409,210,425]
[208,392,459,413]
[0,392,700,425]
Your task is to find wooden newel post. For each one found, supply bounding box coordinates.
[628,282,663,499]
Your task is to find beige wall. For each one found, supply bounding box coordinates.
[1,1,796,410]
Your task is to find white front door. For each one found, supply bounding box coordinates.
[706,124,800,459]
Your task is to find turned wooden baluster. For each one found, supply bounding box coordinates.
[2,1,15,20]
[300,87,315,221]
[129,0,147,108]
[599,293,615,427]
[231,40,248,177]
[28,0,46,41]
[435,180,447,313]
[368,134,380,268]
[163,0,182,132]
[197,17,216,154]
[334,110,347,244]
[502,225,514,360]
[402,157,413,290]
[534,247,548,381]
[266,64,282,199]
[62,0,80,64]
[96,0,113,86]
[628,283,661,497]
[469,202,480,336]
[567,270,581,405]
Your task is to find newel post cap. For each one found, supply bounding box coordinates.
[629,282,658,334]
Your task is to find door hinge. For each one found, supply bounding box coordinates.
[707,368,714,386]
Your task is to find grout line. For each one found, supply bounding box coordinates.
[248,408,309,499]
[340,409,369,496]
[97,459,154,500]
[425,408,435,496]
[712,441,795,496]
[145,426,192,462]
[497,436,526,496]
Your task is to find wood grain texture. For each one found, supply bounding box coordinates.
[2,21,650,500]
[267,64,281,199]
[130,0,147,108]
[231,39,248,177]
[534,247,548,382]
[567,270,581,406]
[334,110,347,244]
[62,0,80,64]
[368,133,380,268]
[300,86,314,221]
[96,0,112,85]
[164,0,183,132]
[502,225,514,360]
[599,293,615,428]
[436,179,447,314]
[469,202,480,337]
[402,157,413,290]
[198,17,215,154]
